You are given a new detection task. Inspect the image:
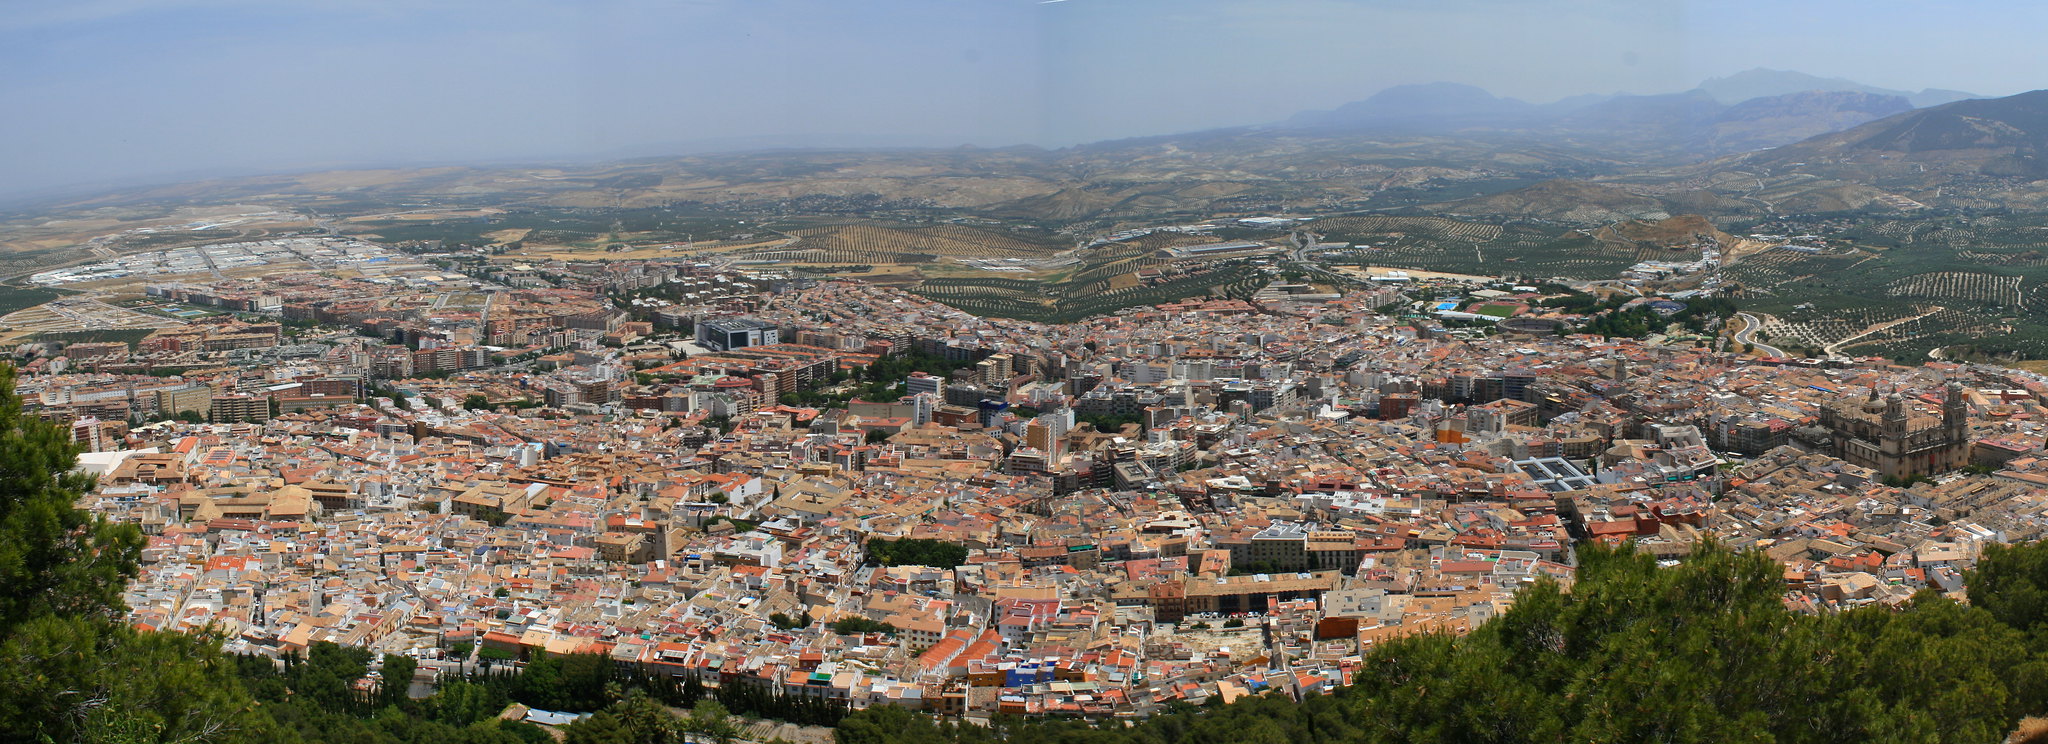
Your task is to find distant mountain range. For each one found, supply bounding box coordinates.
[1414,87,2048,219]
[20,69,2048,226]
[1282,69,1978,158]
[1695,68,1979,108]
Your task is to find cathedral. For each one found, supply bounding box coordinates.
[1818,381,1970,480]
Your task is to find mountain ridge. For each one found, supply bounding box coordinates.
[1278,70,1960,158]
[11,80,2045,226]
[1697,67,1980,107]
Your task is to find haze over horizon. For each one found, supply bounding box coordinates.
[4,0,2043,198]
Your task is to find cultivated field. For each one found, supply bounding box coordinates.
[1720,213,2048,360]
[1306,216,1643,280]
[914,261,1269,323]
[737,223,1064,267]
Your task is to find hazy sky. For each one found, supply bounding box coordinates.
[3,0,2042,197]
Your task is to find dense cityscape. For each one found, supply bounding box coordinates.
[18,1,2048,742]
[17,248,2048,735]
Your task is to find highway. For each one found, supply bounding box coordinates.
[1286,229,1370,287]
[1733,312,1787,357]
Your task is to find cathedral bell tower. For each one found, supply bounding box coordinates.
[1882,392,1909,433]
[1943,381,1965,430]
[1943,381,1968,456]
[1879,391,1910,465]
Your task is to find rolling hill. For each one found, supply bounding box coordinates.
[1706,89,2048,212]
[1439,179,1670,222]
[1699,90,1914,154]
[1756,90,2048,168]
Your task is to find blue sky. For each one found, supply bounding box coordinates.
[2,0,2040,196]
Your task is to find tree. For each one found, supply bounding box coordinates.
[294,641,372,711]
[834,705,953,744]
[513,650,565,709]
[829,617,896,635]
[421,680,505,727]
[0,364,144,628]
[508,651,614,712]
[1077,412,1143,433]
[865,537,970,568]
[379,653,417,708]
[464,394,492,411]
[2,617,273,743]
[0,364,269,743]
[683,699,742,744]
[1971,541,2048,643]
[615,690,680,744]
[563,711,629,744]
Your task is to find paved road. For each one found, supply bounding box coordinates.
[1286,229,1369,287]
[1733,312,1788,357]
